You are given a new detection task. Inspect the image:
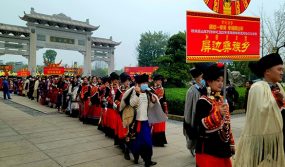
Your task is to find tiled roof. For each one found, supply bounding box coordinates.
[21,10,98,31]
[92,37,120,46]
[0,23,30,33]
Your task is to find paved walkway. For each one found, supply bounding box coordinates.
[0,94,245,167]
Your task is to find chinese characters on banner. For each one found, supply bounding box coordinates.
[64,68,83,76]
[186,11,260,62]
[43,67,65,75]
[17,70,30,77]
[124,67,159,77]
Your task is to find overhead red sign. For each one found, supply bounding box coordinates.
[186,11,260,63]
[43,67,64,75]
[17,70,30,77]
[124,67,159,76]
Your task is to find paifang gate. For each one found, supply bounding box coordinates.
[0,8,120,76]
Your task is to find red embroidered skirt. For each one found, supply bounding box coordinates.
[196,153,232,167]
[88,104,101,119]
[152,122,166,133]
[115,112,128,139]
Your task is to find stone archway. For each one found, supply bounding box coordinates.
[0,7,120,76]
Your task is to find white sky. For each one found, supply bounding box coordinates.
[0,0,283,70]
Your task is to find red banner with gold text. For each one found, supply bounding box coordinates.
[124,67,158,77]
[186,11,260,62]
[43,67,64,75]
[17,70,30,77]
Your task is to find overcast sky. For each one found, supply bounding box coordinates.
[0,0,283,70]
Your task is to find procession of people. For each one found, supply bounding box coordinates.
[0,72,168,167]
[1,52,285,167]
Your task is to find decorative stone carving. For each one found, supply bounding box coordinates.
[230,71,246,87]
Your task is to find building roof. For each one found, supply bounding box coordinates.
[0,23,30,34]
[21,8,99,31]
[91,37,121,46]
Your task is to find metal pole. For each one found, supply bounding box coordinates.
[223,63,227,103]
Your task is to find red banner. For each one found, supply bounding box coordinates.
[186,11,260,63]
[124,67,159,76]
[43,67,64,75]
[17,70,30,77]
[64,68,83,76]
[0,65,13,71]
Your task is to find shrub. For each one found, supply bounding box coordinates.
[165,87,247,116]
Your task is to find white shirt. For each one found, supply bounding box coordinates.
[130,90,148,121]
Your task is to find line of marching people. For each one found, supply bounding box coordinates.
[76,72,168,167]
[1,72,168,167]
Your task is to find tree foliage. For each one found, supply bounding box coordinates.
[91,68,108,77]
[261,3,285,56]
[155,32,193,87]
[137,31,169,66]
[43,50,57,66]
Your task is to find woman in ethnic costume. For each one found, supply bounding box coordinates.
[78,76,90,122]
[61,76,71,113]
[68,77,80,117]
[97,76,110,132]
[50,77,59,108]
[104,72,120,138]
[234,53,285,167]
[151,74,168,147]
[195,63,235,167]
[88,76,101,125]
[113,72,131,159]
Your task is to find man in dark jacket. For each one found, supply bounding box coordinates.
[2,77,11,100]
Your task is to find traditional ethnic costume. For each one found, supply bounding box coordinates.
[79,82,90,122]
[33,78,39,101]
[104,72,120,138]
[97,76,109,132]
[68,80,80,117]
[113,73,131,159]
[22,77,30,97]
[50,78,59,108]
[195,64,235,167]
[234,53,285,167]
[18,78,24,96]
[151,74,168,147]
[183,67,207,155]
[88,82,101,124]
[122,74,167,167]
[61,78,70,113]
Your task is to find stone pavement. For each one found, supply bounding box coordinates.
[0,94,245,167]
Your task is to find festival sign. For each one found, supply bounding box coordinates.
[186,11,260,63]
[64,68,83,76]
[124,67,159,76]
[43,64,64,75]
[0,65,13,71]
[17,69,30,77]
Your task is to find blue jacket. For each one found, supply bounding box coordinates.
[2,79,9,91]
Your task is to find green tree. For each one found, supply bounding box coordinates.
[155,32,193,87]
[137,31,169,66]
[91,68,108,77]
[43,50,57,66]
[261,3,285,56]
